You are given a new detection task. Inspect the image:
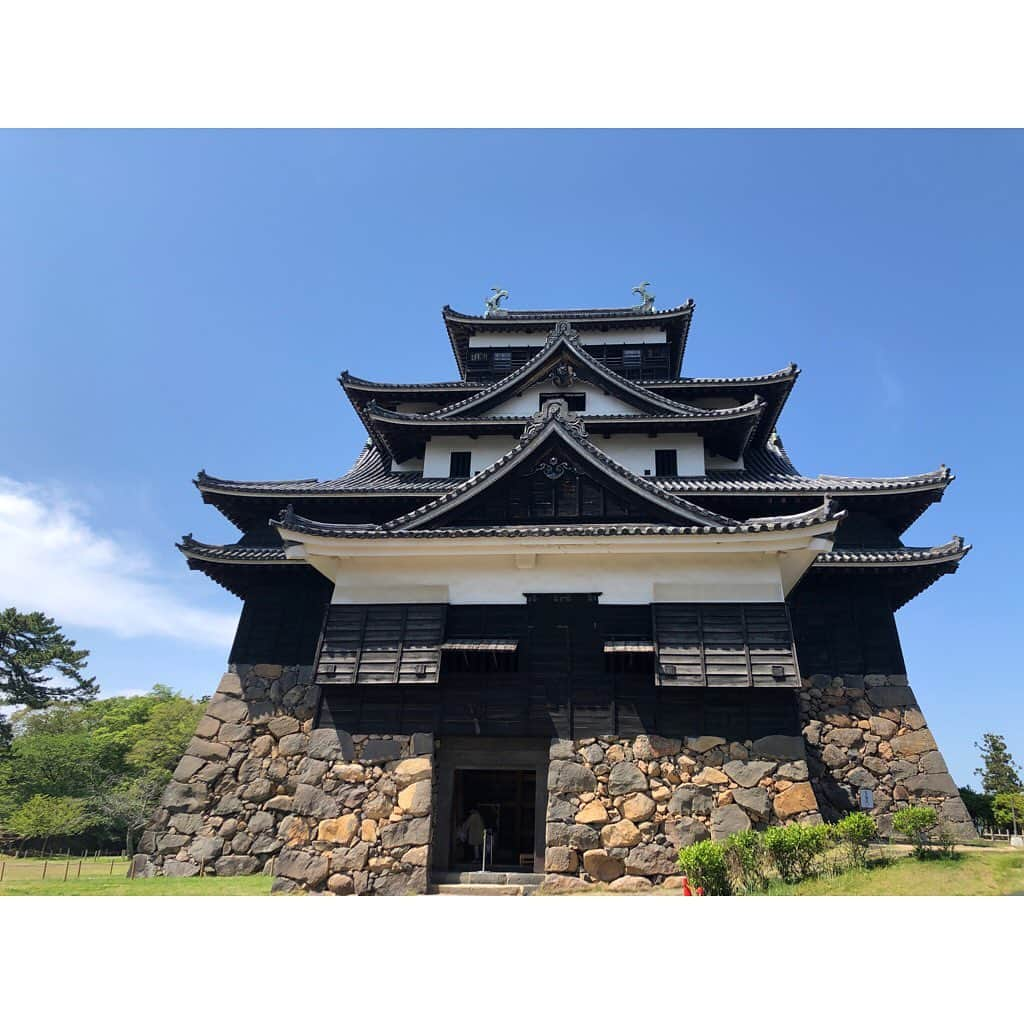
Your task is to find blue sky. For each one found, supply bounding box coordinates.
[1,130,1021,787]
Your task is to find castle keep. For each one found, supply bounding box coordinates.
[136,290,973,893]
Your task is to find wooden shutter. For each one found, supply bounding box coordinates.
[652,603,799,688]
[315,605,446,686]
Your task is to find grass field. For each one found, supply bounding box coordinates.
[762,849,1024,896]
[0,856,271,896]
[3,849,1021,896]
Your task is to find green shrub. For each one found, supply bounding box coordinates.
[834,811,878,868]
[677,839,732,895]
[763,822,834,883]
[891,805,938,858]
[723,830,769,893]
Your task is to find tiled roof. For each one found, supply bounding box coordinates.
[814,536,969,566]
[177,534,290,563]
[429,322,718,419]
[195,443,952,502]
[273,502,842,540]
[363,400,765,428]
[443,301,695,323]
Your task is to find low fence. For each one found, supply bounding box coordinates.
[0,855,132,883]
[979,828,1022,844]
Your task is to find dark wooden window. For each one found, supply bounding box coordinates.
[449,451,472,478]
[654,449,678,476]
[622,348,643,378]
[315,604,447,685]
[492,350,512,376]
[652,603,799,688]
[539,392,586,411]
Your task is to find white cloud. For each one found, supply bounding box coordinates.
[0,477,236,648]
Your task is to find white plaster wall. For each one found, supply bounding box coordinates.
[328,549,785,605]
[392,456,425,473]
[468,329,668,348]
[421,430,705,478]
[422,434,520,477]
[488,382,637,417]
[598,433,705,476]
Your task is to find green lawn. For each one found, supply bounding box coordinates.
[0,856,271,895]
[761,849,1024,896]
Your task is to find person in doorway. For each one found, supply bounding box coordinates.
[461,808,485,863]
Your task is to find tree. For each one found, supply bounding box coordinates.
[7,794,90,854]
[993,793,1024,833]
[95,775,166,857]
[958,785,995,825]
[0,608,96,744]
[974,734,1022,796]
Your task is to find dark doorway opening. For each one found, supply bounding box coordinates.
[451,769,536,871]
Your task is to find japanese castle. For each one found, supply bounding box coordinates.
[139,288,973,893]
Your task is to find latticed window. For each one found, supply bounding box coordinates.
[654,449,678,476]
[449,451,472,478]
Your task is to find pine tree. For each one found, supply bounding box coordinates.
[0,608,97,747]
[974,733,1022,796]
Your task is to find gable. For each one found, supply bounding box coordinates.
[425,437,695,528]
[485,380,640,418]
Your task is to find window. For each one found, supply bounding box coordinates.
[492,350,512,376]
[622,348,643,378]
[449,451,472,478]
[469,350,489,363]
[539,392,586,411]
[655,449,678,476]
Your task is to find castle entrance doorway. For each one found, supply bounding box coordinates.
[451,768,536,871]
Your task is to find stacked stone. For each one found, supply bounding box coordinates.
[271,733,434,895]
[543,733,819,891]
[799,674,974,839]
[133,664,435,894]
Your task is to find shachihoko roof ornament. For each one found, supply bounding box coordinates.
[484,286,508,318]
[632,281,655,313]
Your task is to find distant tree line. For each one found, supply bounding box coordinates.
[1,607,206,855]
[958,732,1023,831]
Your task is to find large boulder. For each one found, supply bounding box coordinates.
[723,760,774,788]
[307,728,354,761]
[608,763,648,796]
[275,849,330,887]
[624,844,680,877]
[600,820,642,849]
[772,782,818,819]
[548,760,597,795]
[710,804,751,840]
[582,849,624,882]
[668,786,714,816]
[664,817,710,848]
[292,784,341,819]
[379,816,431,850]
[633,735,682,759]
[621,793,656,822]
[545,846,579,873]
[215,855,260,877]
[732,786,771,821]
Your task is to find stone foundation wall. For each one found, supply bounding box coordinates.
[543,733,821,891]
[799,673,974,839]
[133,664,435,894]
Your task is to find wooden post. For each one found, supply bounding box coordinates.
[200,858,205,878]
[63,860,70,882]
[42,861,48,880]
[1,859,6,882]
[77,860,83,879]
[109,858,115,876]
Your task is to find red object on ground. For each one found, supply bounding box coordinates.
[696,887,705,896]
[681,876,693,896]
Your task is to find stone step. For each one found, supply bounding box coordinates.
[433,871,545,886]
[430,883,537,896]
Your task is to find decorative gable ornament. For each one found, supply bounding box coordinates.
[521,398,589,442]
[532,456,575,481]
[546,320,581,346]
[544,359,579,389]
